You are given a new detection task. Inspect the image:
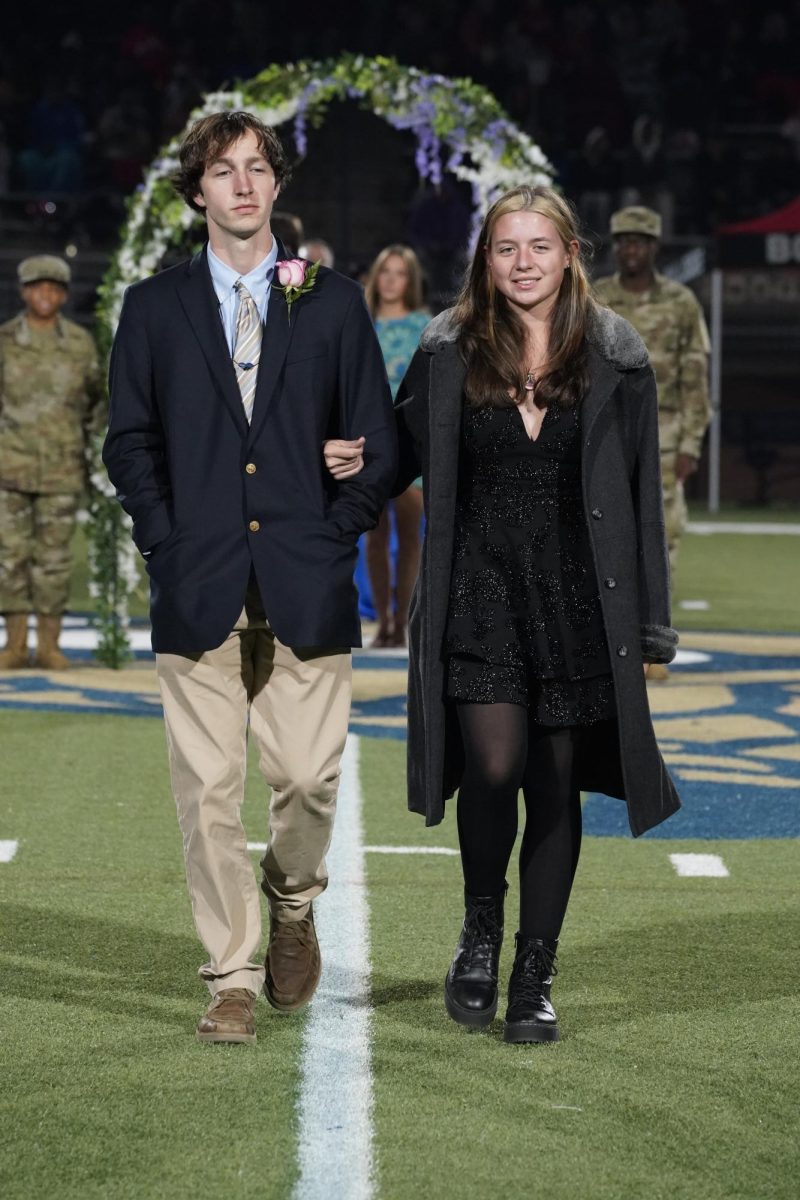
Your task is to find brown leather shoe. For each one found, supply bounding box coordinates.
[264,909,321,1012]
[196,987,257,1044]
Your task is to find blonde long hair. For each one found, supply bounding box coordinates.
[364,244,425,318]
[453,186,593,410]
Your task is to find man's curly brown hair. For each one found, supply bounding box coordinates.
[173,111,291,213]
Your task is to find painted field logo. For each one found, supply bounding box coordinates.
[584,634,800,840]
[2,630,798,840]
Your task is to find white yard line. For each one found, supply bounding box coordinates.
[672,649,711,665]
[669,853,730,878]
[0,839,19,863]
[248,842,459,857]
[687,522,800,535]
[292,734,374,1200]
[59,628,154,651]
[0,618,153,652]
[364,844,459,856]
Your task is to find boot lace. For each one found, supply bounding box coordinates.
[511,944,558,1005]
[463,902,502,965]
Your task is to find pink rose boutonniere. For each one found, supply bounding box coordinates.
[273,257,320,321]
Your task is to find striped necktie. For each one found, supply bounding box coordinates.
[232,280,262,424]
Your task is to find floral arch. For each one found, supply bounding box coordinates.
[90,54,553,665]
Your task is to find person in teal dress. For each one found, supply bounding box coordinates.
[363,245,429,646]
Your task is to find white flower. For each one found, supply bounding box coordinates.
[252,99,300,126]
[90,469,117,498]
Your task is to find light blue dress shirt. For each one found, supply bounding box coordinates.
[207,239,279,355]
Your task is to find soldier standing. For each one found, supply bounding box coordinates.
[594,207,711,571]
[594,207,711,678]
[0,255,105,670]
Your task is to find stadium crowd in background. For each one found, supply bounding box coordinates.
[0,1,788,672]
[0,0,797,237]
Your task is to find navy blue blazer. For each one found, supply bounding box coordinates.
[103,244,397,653]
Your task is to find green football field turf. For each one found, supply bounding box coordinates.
[2,712,798,1199]
[672,523,800,634]
[361,740,799,1200]
[5,511,799,1195]
[1,713,304,1199]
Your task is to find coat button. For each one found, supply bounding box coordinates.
[245,462,257,475]
[605,577,617,589]
[249,520,260,532]
[617,644,628,657]
[591,508,603,520]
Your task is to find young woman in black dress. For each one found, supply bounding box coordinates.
[325,186,679,1044]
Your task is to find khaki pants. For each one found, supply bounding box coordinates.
[157,582,352,996]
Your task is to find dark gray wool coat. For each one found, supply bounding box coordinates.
[394,302,680,837]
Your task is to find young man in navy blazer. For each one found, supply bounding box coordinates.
[103,111,396,1044]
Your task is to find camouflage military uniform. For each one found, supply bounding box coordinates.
[0,311,105,614]
[592,271,711,569]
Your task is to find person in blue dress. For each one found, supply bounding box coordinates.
[363,245,430,646]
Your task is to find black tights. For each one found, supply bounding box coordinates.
[455,703,583,942]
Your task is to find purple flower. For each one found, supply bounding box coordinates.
[484,119,508,157]
[429,135,443,186]
[293,111,308,157]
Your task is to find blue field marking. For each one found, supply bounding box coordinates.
[60,647,155,663]
[584,786,799,840]
[352,653,409,670]
[671,651,800,675]
[584,657,800,838]
[0,674,162,718]
[350,693,407,742]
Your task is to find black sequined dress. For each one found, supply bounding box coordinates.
[444,401,616,725]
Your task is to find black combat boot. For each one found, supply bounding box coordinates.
[503,935,560,1044]
[444,886,506,1029]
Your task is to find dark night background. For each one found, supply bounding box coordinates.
[1,0,798,501]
